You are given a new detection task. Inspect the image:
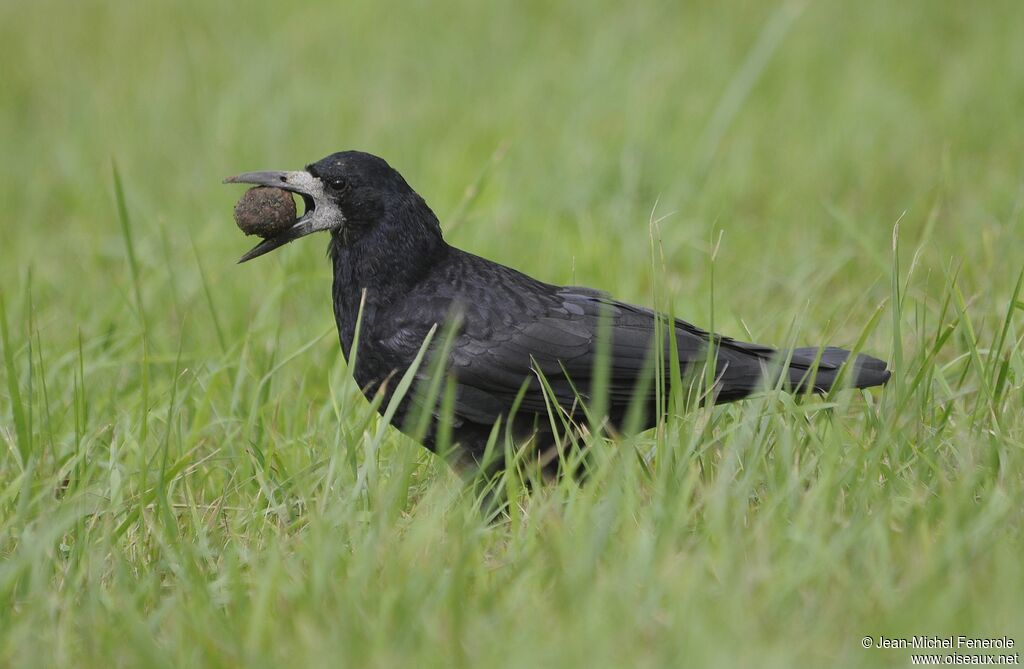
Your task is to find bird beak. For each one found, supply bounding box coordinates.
[223,170,344,263]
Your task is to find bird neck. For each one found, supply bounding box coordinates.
[329,200,448,358]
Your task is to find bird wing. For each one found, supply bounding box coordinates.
[444,286,721,425]
[379,252,803,429]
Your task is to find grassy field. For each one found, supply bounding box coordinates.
[2,0,1023,667]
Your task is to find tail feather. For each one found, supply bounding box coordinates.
[786,346,891,392]
[702,341,890,403]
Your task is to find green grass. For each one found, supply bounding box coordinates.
[2,0,1024,667]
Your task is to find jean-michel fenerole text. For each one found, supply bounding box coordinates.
[873,636,1014,650]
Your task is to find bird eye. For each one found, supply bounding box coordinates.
[329,177,348,191]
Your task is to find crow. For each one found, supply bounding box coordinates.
[226,151,890,474]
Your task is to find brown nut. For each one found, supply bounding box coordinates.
[233,186,297,237]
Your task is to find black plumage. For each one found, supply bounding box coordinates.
[227,151,890,473]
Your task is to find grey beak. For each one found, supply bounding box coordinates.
[225,170,298,190]
[224,169,337,263]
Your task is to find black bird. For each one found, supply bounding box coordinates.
[226,151,890,473]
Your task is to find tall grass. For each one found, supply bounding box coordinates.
[1,0,1023,667]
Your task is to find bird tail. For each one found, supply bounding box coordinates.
[712,344,890,402]
[783,346,890,393]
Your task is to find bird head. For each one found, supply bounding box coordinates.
[226,151,426,262]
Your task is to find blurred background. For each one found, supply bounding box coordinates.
[2,0,1021,356]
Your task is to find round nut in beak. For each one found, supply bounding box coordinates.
[233,187,297,238]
